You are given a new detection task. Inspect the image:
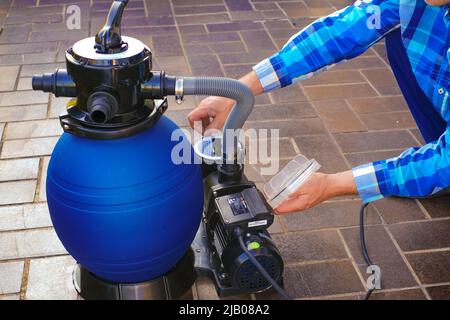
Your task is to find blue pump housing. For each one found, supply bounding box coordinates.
[46,116,203,283]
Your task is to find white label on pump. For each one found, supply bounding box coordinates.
[248,220,268,228]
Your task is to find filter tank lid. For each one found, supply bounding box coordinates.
[68,36,150,67]
[67,0,150,67]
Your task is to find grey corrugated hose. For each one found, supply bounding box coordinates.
[182,77,255,162]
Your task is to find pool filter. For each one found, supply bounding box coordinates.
[32,0,286,300]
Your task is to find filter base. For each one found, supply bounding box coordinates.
[73,249,196,300]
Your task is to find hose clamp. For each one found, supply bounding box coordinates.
[175,78,184,105]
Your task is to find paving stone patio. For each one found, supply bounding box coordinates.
[0,0,449,300]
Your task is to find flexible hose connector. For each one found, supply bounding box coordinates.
[87,92,119,124]
[182,77,255,161]
[32,69,77,98]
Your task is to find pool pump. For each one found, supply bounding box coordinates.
[32,0,285,300]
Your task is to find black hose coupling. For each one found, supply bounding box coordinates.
[32,69,77,97]
[141,71,177,100]
[218,163,243,183]
[87,92,119,124]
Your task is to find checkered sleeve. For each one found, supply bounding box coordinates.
[253,0,400,92]
[353,125,450,203]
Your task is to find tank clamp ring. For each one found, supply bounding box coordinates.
[175,77,184,105]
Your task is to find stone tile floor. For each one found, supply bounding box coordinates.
[0,0,449,300]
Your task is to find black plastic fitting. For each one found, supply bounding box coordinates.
[87,92,119,124]
[32,69,77,98]
[218,163,243,183]
[141,71,176,100]
[95,0,129,54]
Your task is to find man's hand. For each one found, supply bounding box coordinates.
[188,71,264,133]
[187,96,234,134]
[274,170,358,214]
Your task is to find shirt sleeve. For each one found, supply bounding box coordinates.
[353,125,450,203]
[253,0,400,92]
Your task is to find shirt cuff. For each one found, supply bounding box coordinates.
[253,55,282,93]
[352,161,389,203]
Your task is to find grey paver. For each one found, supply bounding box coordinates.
[38,156,49,202]
[0,90,48,107]
[0,42,58,56]
[0,180,36,205]
[26,255,78,300]
[0,261,24,294]
[407,251,450,285]
[273,230,348,263]
[359,111,416,130]
[0,158,40,182]
[0,203,52,231]
[20,63,65,78]
[0,228,66,260]
[0,294,20,300]
[367,289,427,300]
[390,220,450,252]
[295,134,350,173]
[418,197,450,218]
[427,285,450,300]
[373,198,427,223]
[341,225,418,289]
[303,83,378,100]
[0,104,47,122]
[0,66,20,91]
[49,96,70,118]
[5,119,63,140]
[16,78,32,91]
[0,52,57,66]
[313,100,366,133]
[281,200,380,231]
[195,278,220,300]
[334,130,417,153]
[1,137,58,159]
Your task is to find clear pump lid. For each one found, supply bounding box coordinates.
[263,155,321,209]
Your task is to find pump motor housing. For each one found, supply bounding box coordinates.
[200,169,284,296]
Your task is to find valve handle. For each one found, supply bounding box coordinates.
[94,0,129,54]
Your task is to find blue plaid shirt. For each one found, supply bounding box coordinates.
[253,0,450,203]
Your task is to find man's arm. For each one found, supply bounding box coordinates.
[189,0,400,131]
[354,125,450,202]
[255,0,400,92]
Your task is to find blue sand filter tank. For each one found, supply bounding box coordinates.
[47,116,203,283]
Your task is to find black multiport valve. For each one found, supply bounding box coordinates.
[31,0,176,139]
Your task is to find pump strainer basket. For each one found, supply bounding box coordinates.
[193,135,222,162]
[264,155,320,209]
[194,135,245,163]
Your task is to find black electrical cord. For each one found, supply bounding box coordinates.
[235,228,293,300]
[233,202,375,301]
[360,202,376,300]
